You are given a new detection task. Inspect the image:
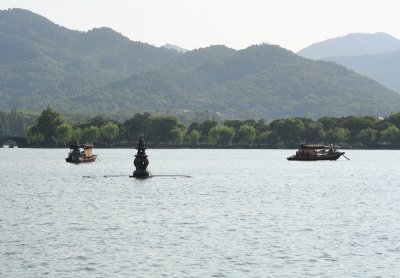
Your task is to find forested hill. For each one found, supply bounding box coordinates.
[298,32,400,93]
[327,49,400,93]
[1,9,400,120]
[91,44,400,119]
[0,8,179,109]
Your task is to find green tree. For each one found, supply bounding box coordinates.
[35,106,64,143]
[318,117,341,131]
[325,127,350,144]
[8,109,23,136]
[0,111,9,136]
[169,126,186,145]
[207,125,235,146]
[82,126,100,144]
[100,122,119,143]
[254,119,269,134]
[237,124,256,145]
[386,113,400,128]
[24,125,44,144]
[355,128,377,147]
[223,120,243,131]
[304,121,325,143]
[87,116,108,128]
[380,125,400,145]
[255,131,271,144]
[200,120,218,140]
[55,123,73,145]
[146,116,184,144]
[122,112,151,142]
[71,127,83,141]
[188,130,201,145]
[188,122,202,133]
[341,116,379,142]
[271,118,305,145]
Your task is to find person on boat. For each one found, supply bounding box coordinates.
[330,143,337,154]
[300,149,305,157]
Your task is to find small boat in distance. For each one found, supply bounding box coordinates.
[66,140,97,163]
[287,144,345,161]
[2,140,18,148]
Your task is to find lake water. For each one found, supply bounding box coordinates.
[1,148,400,277]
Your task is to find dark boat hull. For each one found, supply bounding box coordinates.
[287,152,344,161]
[66,154,97,163]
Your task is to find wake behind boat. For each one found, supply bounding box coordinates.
[287,144,345,161]
[66,140,97,163]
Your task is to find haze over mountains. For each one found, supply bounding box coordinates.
[298,33,400,93]
[1,8,400,120]
[163,43,187,53]
[298,32,400,59]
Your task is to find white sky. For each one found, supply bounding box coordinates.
[1,0,399,52]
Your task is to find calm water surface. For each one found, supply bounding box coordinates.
[1,148,400,277]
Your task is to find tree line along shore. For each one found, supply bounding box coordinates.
[2,106,400,148]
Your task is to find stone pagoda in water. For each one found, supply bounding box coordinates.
[131,136,150,178]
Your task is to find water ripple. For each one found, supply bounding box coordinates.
[1,149,400,277]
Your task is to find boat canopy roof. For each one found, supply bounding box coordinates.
[69,143,93,149]
[299,144,325,149]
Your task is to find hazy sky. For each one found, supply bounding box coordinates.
[1,0,399,52]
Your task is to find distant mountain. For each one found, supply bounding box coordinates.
[163,43,187,53]
[0,8,180,110]
[298,32,400,93]
[88,44,400,119]
[2,9,400,120]
[327,49,400,92]
[298,33,400,59]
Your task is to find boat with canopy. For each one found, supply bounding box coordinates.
[287,144,346,161]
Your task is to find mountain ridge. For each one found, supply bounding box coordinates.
[298,32,400,59]
[326,49,400,92]
[1,9,400,120]
[89,44,400,119]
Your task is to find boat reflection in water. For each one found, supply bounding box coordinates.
[65,140,97,163]
[287,144,345,161]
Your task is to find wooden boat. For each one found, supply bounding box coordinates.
[3,139,18,148]
[287,144,345,161]
[66,140,97,163]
